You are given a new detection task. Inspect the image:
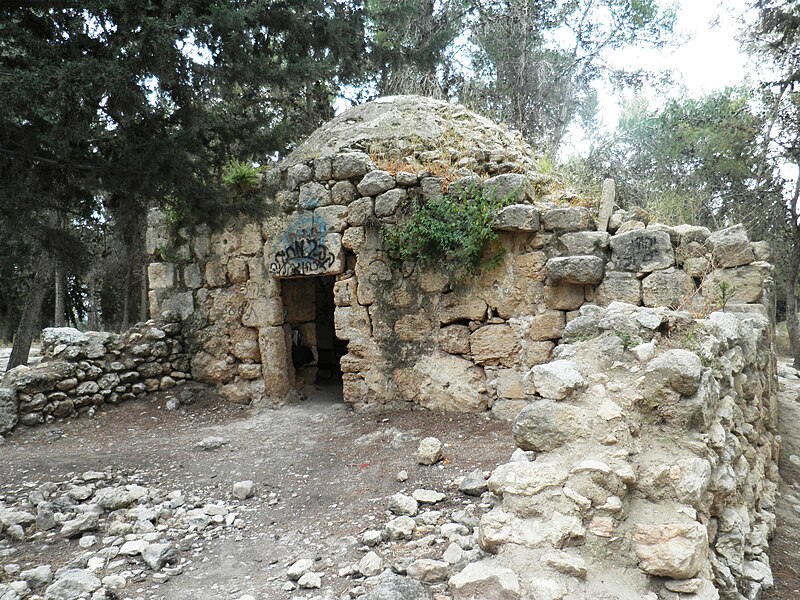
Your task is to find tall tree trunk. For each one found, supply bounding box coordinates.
[787,177,800,368]
[121,262,131,332]
[88,274,98,330]
[7,251,53,370]
[54,258,65,327]
[140,264,148,322]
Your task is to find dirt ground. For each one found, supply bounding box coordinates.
[1,384,514,599]
[2,366,800,599]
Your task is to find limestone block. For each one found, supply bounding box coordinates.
[397,354,488,412]
[342,226,366,251]
[449,175,481,197]
[421,176,445,201]
[334,305,372,340]
[706,224,754,268]
[598,178,615,232]
[529,310,566,341]
[610,230,674,272]
[684,257,711,278]
[286,163,312,190]
[230,327,261,362]
[642,269,690,309]
[346,197,374,226]
[313,205,348,233]
[515,250,547,281]
[645,349,702,396]
[633,522,708,579]
[355,252,392,305]
[205,260,228,287]
[420,268,450,293]
[439,295,487,324]
[375,188,407,218]
[674,224,711,244]
[148,263,175,289]
[542,207,593,232]
[488,461,568,497]
[191,351,235,384]
[183,264,203,289]
[595,272,641,306]
[751,240,771,261]
[0,387,18,434]
[357,170,395,196]
[546,256,605,285]
[617,220,645,234]
[269,231,345,278]
[531,360,585,400]
[449,560,521,600]
[241,295,284,328]
[192,224,210,259]
[331,180,357,205]
[333,152,373,180]
[512,401,589,451]
[226,257,249,284]
[470,324,520,367]
[544,285,585,310]
[702,262,771,304]
[495,369,526,399]
[258,326,292,398]
[157,290,193,320]
[396,171,419,186]
[313,157,332,180]
[298,181,331,209]
[211,229,241,257]
[333,276,357,307]
[239,223,263,256]
[394,314,432,342]
[439,325,471,355]
[524,341,554,367]
[483,173,536,204]
[494,204,540,231]
[560,231,610,257]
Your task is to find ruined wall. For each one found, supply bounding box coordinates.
[145,146,775,414]
[462,302,779,600]
[0,314,189,432]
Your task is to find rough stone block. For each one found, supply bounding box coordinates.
[642,269,690,309]
[357,170,395,196]
[333,152,372,180]
[523,341,555,367]
[531,359,585,400]
[375,188,407,218]
[394,314,432,342]
[470,324,520,367]
[286,163,312,190]
[610,230,674,272]
[529,310,566,341]
[495,369,526,399]
[397,355,488,413]
[595,272,641,306]
[546,256,605,285]
[706,224,754,268]
[148,263,175,289]
[205,260,227,287]
[542,207,593,232]
[483,173,535,204]
[439,296,487,324]
[346,197,374,227]
[544,285,585,310]
[449,560,521,600]
[334,305,372,340]
[0,387,18,434]
[331,180,357,205]
[439,325,471,355]
[258,326,292,398]
[226,257,249,284]
[333,276,357,307]
[634,522,708,579]
[702,262,771,304]
[183,264,203,289]
[560,231,610,257]
[494,204,540,231]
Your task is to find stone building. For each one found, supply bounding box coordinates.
[145,95,774,414]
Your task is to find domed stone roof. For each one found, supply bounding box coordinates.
[281,95,540,178]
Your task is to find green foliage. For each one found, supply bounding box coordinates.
[381,186,513,279]
[222,160,262,195]
[615,330,634,349]
[716,281,736,313]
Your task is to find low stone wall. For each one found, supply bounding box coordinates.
[0,313,190,433]
[459,302,779,600]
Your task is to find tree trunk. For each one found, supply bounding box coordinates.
[787,178,800,369]
[54,259,65,327]
[88,274,98,330]
[140,264,148,322]
[7,252,53,370]
[121,262,131,332]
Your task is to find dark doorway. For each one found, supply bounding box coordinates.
[283,276,346,396]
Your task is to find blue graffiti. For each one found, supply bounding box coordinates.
[269,212,335,277]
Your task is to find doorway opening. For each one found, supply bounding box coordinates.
[282,276,347,398]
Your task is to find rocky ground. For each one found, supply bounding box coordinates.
[0,363,799,599]
[0,383,515,599]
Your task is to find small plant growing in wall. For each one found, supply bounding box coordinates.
[222,159,263,196]
[716,280,735,312]
[381,185,514,279]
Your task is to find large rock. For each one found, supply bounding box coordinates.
[542,207,593,232]
[642,269,690,309]
[595,271,641,306]
[487,461,567,497]
[706,224,754,268]
[361,572,432,600]
[333,152,373,179]
[401,355,488,412]
[449,560,521,600]
[41,327,89,347]
[610,230,674,272]
[702,262,771,304]
[357,170,395,196]
[494,204,540,231]
[645,350,702,396]
[44,569,101,600]
[3,362,77,393]
[0,387,18,433]
[530,360,585,400]
[634,522,709,579]
[559,231,610,257]
[470,324,520,367]
[546,256,605,285]
[513,401,589,452]
[483,174,536,203]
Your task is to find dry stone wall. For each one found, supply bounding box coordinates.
[0,313,189,433]
[463,302,779,600]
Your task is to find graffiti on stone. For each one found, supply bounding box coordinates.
[615,235,657,271]
[269,215,336,277]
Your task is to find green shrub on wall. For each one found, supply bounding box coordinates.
[381,186,513,279]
